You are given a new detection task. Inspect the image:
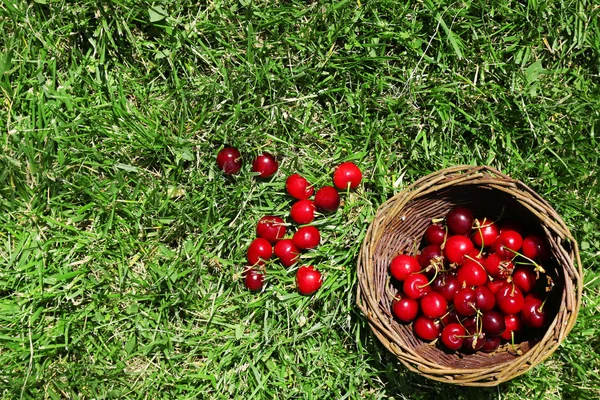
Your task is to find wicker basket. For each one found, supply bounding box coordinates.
[356,165,583,386]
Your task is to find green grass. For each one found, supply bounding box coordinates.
[1,0,600,398]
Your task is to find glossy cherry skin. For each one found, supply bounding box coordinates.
[501,314,524,341]
[482,310,506,337]
[441,323,466,351]
[521,296,548,328]
[432,273,460,302]
[486,278,509,295]
[522,234,550,261]
[286,174,314,200]
[512,266,538,294]
[413,316,441,341]
[216,147,242,174]
[481,336,501,353]
[474,285,496,312]
[274,239,300,267]
[496,283,525,315]
[314,186,340,213]
[332,162,362,190]
[402,273,431,299]
[494,230,523,260]
[420,291,448,319]
[453,287,477,316]
[247,238,273,266]
[471,217,499,248]
[484,253,514,279]
[440,309,459,326]
[391,297,419,322]
[457,261,488,287]
[293,226,320,249]
[390,254,421,281]
[244,268,264,292]
[296,265,323,295]
[256,216,286,244]
[252,152,278,178]
[444,235,474,264]
[425,224,447,246]
[290,200,316,225]
[418,245,444,271]
[446,206,474,235]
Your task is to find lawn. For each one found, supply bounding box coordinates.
[1,0,600,398]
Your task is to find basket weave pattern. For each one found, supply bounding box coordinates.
[356,166,583,386]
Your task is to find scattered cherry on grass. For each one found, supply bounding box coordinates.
[494,230,523,260]
[441,323,466,351]
[432,273,460,302]
[256,216,286,244]
[501,314,524,341]
[413,316,441,341]
[482,310,506,337]
[512,265,538,294]
[424,224,447,246]
[252,152,278,179]
[496,283,525,315]
[391,297,419,323]
[216,146,242,174]
[244,268,264,292]
[314,186,340,213]
[247,237,272,266]
[484,253,514,279]
[293,226,320,249]
[296,265,323,295]
[274,239,300,267]
[402,273,431,299]
[420,291,448,319]
[453,287,477,316]
[474,285,496,312]
[444,235,474,264]
[446,206,474,235]
[332,161,362,190]
[290,200,316,225]
[457,260,488,287]
[471,217,499,248]
[286,174,314,200]
[522,234,550,261]
[389,254,421,281]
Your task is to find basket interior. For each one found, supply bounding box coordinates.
[373,185,563,369]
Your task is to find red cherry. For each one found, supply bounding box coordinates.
[453,287,477,316]
[501,314,524,341]
[402,273,431,299]
[332,162,362,190]
[292,226,320,249]
[247,238,272,266]
[216,147,242,174]
[474,285,496,312]
[296,265,323,295]
[481,336,501,353]
[417,245,444,272]
[457,260,488,287]
[413,316,441,341]
[512,266,538,294]
[314,186,340,213]
[244,268,264,292]
[274,239,300,267]
[389,254,421,281]
[521,295,548,328]
[444,235,474,264]
[420,292,448,319]
[440,309,459,326]
[471,217,499,248]
[446,206,474,235]
[432,273,460,302]
[462,333,485,353]
[486,278,509,295]
[290,200,316,225]
[391,297,419,322]
[252,152,278,178]
[484,253,514,279]
[441,323,466,351]
[286,174,314,200]
[522,234,550,261]
[496,283,525,315]
[424,224,447,246]
[256,216,286,244]
[482,310,506,337]
[494,230,523,259]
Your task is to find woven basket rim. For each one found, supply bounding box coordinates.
[356,165,583,386]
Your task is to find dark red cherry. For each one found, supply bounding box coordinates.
[446,206,474,235]
[482,310,506,337]
[425,224,447,246]
[432,274,460,302]
[453,287,477,316]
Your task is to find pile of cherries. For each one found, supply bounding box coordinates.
[390,206,556,353]
[216,146,362,295]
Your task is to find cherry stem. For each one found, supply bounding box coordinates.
[464,254,484,268]
[385,276,401,301]
[507,247,546,275]
[419,266,440,288]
